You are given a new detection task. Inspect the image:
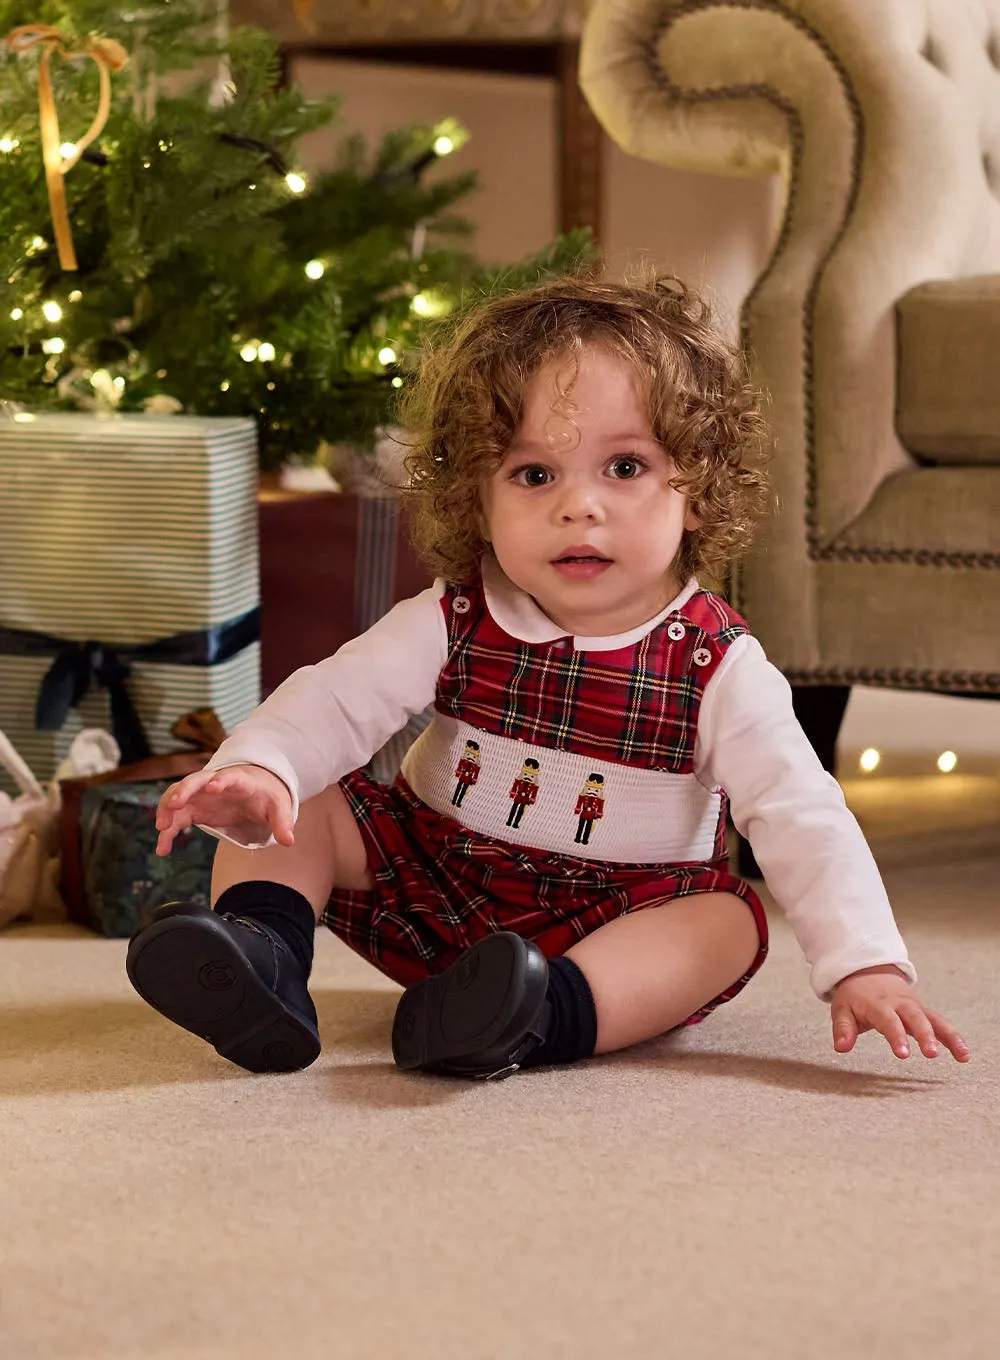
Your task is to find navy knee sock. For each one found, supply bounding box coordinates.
[214,881,316,979]
[520,955,598,1068]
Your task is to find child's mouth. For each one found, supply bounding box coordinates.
[552,550,612,579]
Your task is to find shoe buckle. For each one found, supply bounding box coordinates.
[477,1031,541,1081]
[480,1062,521,1082]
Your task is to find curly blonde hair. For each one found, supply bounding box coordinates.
[400,271,771,586]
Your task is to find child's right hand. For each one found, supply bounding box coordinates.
[154,764,296,856]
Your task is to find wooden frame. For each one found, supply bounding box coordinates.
[278,40,603,239]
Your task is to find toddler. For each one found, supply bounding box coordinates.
[126,274,970,1078]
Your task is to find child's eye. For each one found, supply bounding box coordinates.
[608,455,645,480]
[512,465,552,487]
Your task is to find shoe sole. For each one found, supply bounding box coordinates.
[391,932,544,1072]
[126,914,320,1074]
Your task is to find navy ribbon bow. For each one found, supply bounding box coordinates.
[0,607,260,764]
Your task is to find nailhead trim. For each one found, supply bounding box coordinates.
[640,1,1000,691]
[640,0,1000,572]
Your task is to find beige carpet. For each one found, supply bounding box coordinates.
[2,831,999,1359]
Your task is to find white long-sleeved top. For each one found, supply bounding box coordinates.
[204,565,915,1001]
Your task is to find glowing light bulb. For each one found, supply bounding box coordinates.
[285,172,307,194]
[60,142,78,159]
[240,343,258,363]
[0,137,19,154]
[391,376,404,388]
[10,307,23,321]
[68,290,82,302]
[41,337,65,354]
[257,342,276,362]
[220,381,230,392]
[29,236,47,252]
[42,301,63,323]
[304,259,325,280]
[937,751,958,773]
[430,119,468,158]
[378,347,397,366]
[113,376,126,391]
[409,290,451,320]
[859,748,881,773]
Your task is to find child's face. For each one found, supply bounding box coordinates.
[482,344,697,636]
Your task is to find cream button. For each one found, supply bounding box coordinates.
[693,647,713,667]
[452,595,471,614]
[667,621,686,641]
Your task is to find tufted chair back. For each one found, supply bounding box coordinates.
[581,0,1000,698]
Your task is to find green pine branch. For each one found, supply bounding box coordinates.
[0,0,597,469]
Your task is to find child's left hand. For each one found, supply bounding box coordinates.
[831,965,971,1062]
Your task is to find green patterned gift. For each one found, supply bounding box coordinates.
[77,778,213,938]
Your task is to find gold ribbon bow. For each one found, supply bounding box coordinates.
[5,25,129,271]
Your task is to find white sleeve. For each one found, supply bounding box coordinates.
[695,634,916,1001]
[200,581,449,848]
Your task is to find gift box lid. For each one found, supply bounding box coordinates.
[0,411,257,445]
[0,411,259,640]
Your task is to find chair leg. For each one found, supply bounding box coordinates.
[734,684,852,879]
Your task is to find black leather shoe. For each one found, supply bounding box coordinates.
[391,932,549,1080]
[126,902,320,1073]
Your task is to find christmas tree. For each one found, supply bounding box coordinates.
[0,0,591,469]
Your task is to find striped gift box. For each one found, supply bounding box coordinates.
[0,412,261,790]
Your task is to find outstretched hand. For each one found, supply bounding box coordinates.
[831,965,970,1062]
[154,764,295,855]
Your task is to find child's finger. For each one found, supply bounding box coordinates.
[155,820,182,856]
[266,793,295,846]
[874,1008,911,1059]
[155,804,196,856]
[831,1002,859,1053]
[273,816,295,847]
[924,1008,972,1062]
[897,1001,940,1058]
[207,771,241,793]
[164,769,217,811]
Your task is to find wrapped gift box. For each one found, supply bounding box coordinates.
[0,413,261,792]
[259,481,433,781]
[58,742,217,938]
[74,776,214,937]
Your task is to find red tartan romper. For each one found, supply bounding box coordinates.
[322,580,769,1025]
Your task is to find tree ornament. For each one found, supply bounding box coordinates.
[4,24,129,271]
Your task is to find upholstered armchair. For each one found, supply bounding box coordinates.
[579,0,1000,863]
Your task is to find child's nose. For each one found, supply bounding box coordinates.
[555,478,604,523]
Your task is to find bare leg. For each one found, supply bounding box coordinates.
[565,892,761,1054]
[210,782,373,923]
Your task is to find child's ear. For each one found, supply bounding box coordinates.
[683,504,700,533]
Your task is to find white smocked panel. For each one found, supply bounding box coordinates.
[401,715,723,864]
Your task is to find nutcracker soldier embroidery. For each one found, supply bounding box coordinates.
[574,773,605,845]
[507,757,540,828]
[451,739,481,807]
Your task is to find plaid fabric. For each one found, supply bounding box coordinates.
[435,582,748,773]
[322,772,769,1025]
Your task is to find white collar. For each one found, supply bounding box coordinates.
[480,554,700,652]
